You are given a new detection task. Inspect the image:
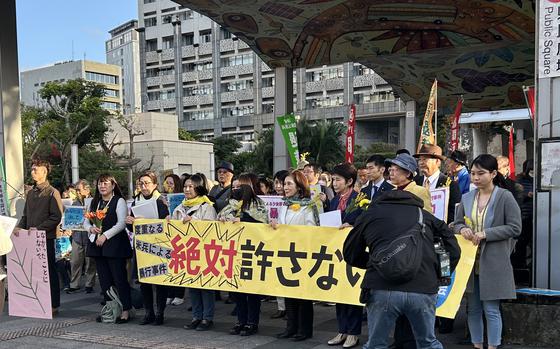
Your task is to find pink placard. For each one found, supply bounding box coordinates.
[7,230,52,319]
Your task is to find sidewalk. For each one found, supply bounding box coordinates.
[0,285,551,349]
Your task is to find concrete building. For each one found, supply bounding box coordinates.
[20,60,122,112]
[137,0,405,147]
[106,20,142,115]
[108,111,214,178]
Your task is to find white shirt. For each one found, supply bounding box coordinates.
[370,178,386,199]
[83,197,127,240]
[424,170,440,192]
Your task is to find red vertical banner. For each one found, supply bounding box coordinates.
[524,86,535,120]
[345,104,356,163]
[508,127,516,179]
[450,97,463,151]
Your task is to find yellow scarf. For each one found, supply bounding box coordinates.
[182,195,214,208]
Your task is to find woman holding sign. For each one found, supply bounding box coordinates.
[453,155,521,349]
[125,171,169,325]
[272,170,319,342]
[219,183,268,336]
[163,173,187,306]
[327,163,363,348]
[85,173,132,324]
[170,173,218,331]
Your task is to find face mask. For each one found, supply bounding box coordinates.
[528,170,534,178]
[318,180,326,186]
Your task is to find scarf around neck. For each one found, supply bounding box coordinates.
[182,195,214,208]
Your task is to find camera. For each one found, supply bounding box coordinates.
[434,237,451,283]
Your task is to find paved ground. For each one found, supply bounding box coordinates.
[0,285,552,349]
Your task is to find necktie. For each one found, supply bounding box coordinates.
[424,178,431,189]
[372,185,378,199]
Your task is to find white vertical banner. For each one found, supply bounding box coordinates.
[539,1,560,78]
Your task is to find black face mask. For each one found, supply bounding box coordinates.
[231,189,243,201]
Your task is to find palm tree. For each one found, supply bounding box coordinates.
[297,119,346,169]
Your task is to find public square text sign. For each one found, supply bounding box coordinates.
[134,219,476,318]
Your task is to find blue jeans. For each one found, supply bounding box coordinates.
[467,276,502,347]
[189,289,215,321]
[364,290,442,349]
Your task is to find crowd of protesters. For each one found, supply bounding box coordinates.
[7,143,533,349]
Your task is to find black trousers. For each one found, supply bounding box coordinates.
[46,238,60,309]
[95,257,132,310]
[285,298,313,337]
[234,292,261,325]
[140,284,168,315]
[167,286,185,299]
[336,303,363,335]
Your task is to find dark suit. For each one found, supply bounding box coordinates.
[360,180,394,201]
[415,173,461,222]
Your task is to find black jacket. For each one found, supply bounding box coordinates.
[343,190,460,294]
[415,172,462,222]
[360,180,394,201]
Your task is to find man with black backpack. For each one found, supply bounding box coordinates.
[343,190,460,349]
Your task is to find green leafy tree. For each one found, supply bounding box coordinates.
[297,119,346,170]
[178,128,203,141]
[212,136,242,165]
[31,78,110,184]
[353,142,398,168]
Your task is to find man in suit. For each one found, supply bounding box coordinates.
[414,144,461,335]
[361,154,394,201]
[414,144,461,223]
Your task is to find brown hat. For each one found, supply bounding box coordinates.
[414,144,446,161]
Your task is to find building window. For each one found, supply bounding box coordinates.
[199,30,212,43]
[144,17,157,27]
[221,79,253,92]
[305,95,344,109]
[101,101,119,110]
[353,65,374,76]
[162,36,174,50]
[85,71,118,85]
[262,104,274,113]
[181,33,194,46]
[221,54,253,67]
[221,105,254,118]
[104,89,119,97]
[147,91,160,101]
[183,61,212,72]
[178,10,193,21]
[184,84,213,96]
[158,66,175,76]
[184,109,214,120]
[146,39,157,52]
[353,90,394,104]
[220,28,232,40]
[160,90,175,100]
[143,0,155,3]
[262,77,274,87]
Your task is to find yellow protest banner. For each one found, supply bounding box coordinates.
[134,219,476,318]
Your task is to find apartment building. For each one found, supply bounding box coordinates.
[138,0,405,147]
[20,60,122,112]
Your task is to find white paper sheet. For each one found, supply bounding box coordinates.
[131,199,159,219]
[319,210,342,227]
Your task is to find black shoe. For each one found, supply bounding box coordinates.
[184,319,201,330]
[96,315,102,323]
[139,312,155,325]
[154,314,164,326]
[292,334,310,342]
[240,324,258,336]
[438,318,454,334]
[276,330,295,339]
[230,323,243,335]
[196,319,213,331]
[65,287,80,294]
[85,287,94,294]
[115,317,129,324]
[270,310,285,319]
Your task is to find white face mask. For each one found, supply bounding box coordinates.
[528,170,534,178]
[318,180,326,186]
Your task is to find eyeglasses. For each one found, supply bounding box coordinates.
[139,181,153,186]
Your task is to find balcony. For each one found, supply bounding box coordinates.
[161,48,174,61]
[199,42,213,55]
[181,46,196,58]
[146,76,161,86]
[146,51,159,63]
[221,90,253,103]
[220,64,253,77]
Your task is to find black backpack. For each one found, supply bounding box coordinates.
[370,207,426,283]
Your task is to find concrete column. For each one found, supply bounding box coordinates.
[273,67,293,173]
[404,101,416,152]
[472,128,488,157]
[136,27,147,112]
[0,0,24,217]
[295,68,305,112]
[172,17,183,122]
[211,22,222,137]
[343,62,353,107]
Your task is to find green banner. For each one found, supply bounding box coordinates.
[276,114,300,167]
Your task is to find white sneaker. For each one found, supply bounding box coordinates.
[171,297,184,306]
[166,298,173,305]
[328,333,347,346]
[343,335,359,348]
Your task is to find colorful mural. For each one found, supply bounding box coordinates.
[176,0,535,112]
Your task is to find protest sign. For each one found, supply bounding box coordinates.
[276,114,300,167]
[62,206,85,230]
[309,185,324,213]
[7,229,52,319]
[430,187,450,222]
[167,193,185,215]
[134,219,476,318]
[258,195,286,221]
[0,215,18,255]
[55,236,72,259]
